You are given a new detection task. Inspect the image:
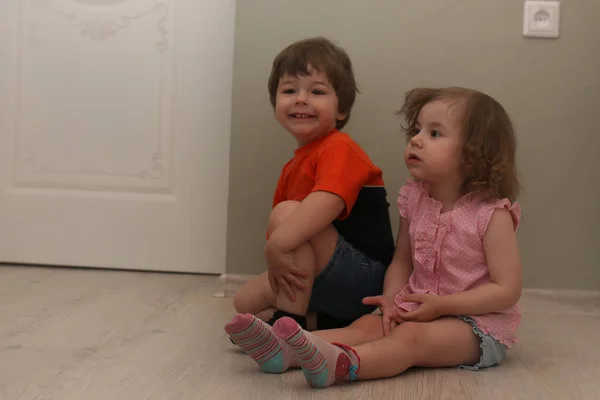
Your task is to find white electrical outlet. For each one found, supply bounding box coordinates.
[523,1,560,38]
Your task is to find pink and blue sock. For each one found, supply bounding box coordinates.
[229,310,306,345]
[273,317,360,388]
[224,313,297,374]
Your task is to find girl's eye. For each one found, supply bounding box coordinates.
[411,127,421,136]
[431,130,441,138]
[312,90,325,95]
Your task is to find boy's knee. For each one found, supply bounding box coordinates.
[268,201,300,232]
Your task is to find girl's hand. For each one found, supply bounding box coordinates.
[362,295,405,336]
[400,294,445,322]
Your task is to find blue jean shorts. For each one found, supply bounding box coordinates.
[307,235,387,321]
[456,316,507,370]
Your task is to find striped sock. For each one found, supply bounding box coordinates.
[225,313,296,374]
[273,317,360,388]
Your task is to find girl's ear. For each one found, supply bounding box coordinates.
[461,160,475,180]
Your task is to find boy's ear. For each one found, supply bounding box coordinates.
[336,111,347,121]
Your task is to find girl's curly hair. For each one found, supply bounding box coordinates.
[397,87,520,201]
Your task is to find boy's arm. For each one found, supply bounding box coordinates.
[266,191,343,299]
[382,216,413,298]
[267,190,344,251]
[266,141,373,299]
[268,142,361,248]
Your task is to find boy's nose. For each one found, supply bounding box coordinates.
[295,90,308,104]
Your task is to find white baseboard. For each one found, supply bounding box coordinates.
[213,273,258,298]
[211,275,599,305]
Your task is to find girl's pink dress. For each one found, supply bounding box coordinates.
[394,180,522,347]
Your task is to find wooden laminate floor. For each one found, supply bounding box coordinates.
[1,265,599,400]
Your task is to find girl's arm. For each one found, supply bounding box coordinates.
[362,216,413,335]
[382,216,414,298]
[439,208,522,315]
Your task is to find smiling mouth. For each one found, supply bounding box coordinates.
[289,113,316,119]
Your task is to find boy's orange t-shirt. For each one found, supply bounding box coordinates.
[270,129,395,266]
[272,129,385,219]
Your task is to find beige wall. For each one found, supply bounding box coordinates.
[225,0,600,290]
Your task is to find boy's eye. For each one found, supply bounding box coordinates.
[312,89,326,95]
[282,88,295,94]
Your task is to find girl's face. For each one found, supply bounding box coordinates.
[404,99,464,185]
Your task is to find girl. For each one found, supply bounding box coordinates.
[224,87,523,388]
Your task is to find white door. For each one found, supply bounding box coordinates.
[0,0,234,274]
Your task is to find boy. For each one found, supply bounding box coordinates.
[233,37,395,331]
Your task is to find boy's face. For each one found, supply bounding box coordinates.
[275,66,346,146]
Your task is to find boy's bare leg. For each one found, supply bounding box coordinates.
[234,273,313,323]
[273,238,317,315]
[233,226,332,317]
[233,272,276,315]
[265,201,338,318]
[233,200,337,326]
[256,309,276,322]
[306,312,318,330]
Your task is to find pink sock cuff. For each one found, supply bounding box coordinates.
[332,342,360,382]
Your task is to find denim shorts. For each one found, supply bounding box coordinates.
[307,234,387,321]
[456,316,507,370]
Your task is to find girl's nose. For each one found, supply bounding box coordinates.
[410,133,423,148]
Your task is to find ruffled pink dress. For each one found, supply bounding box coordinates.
[394,180,522,346]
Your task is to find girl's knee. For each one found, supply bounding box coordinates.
[350,314,382,328]
[348,314,385,340]
[392,321,424,347]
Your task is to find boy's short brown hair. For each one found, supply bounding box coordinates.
[398,87,520,201]
[267,37,358,130]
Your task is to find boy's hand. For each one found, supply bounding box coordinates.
[362,295,405,336]
[264,239,308,301]
[399,294,445,322]
[264,191,344,301]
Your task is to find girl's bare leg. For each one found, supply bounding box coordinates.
[274,316,480,387]
[354,317,480,380]
[224,313,384,375]
[313,314,385,346]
